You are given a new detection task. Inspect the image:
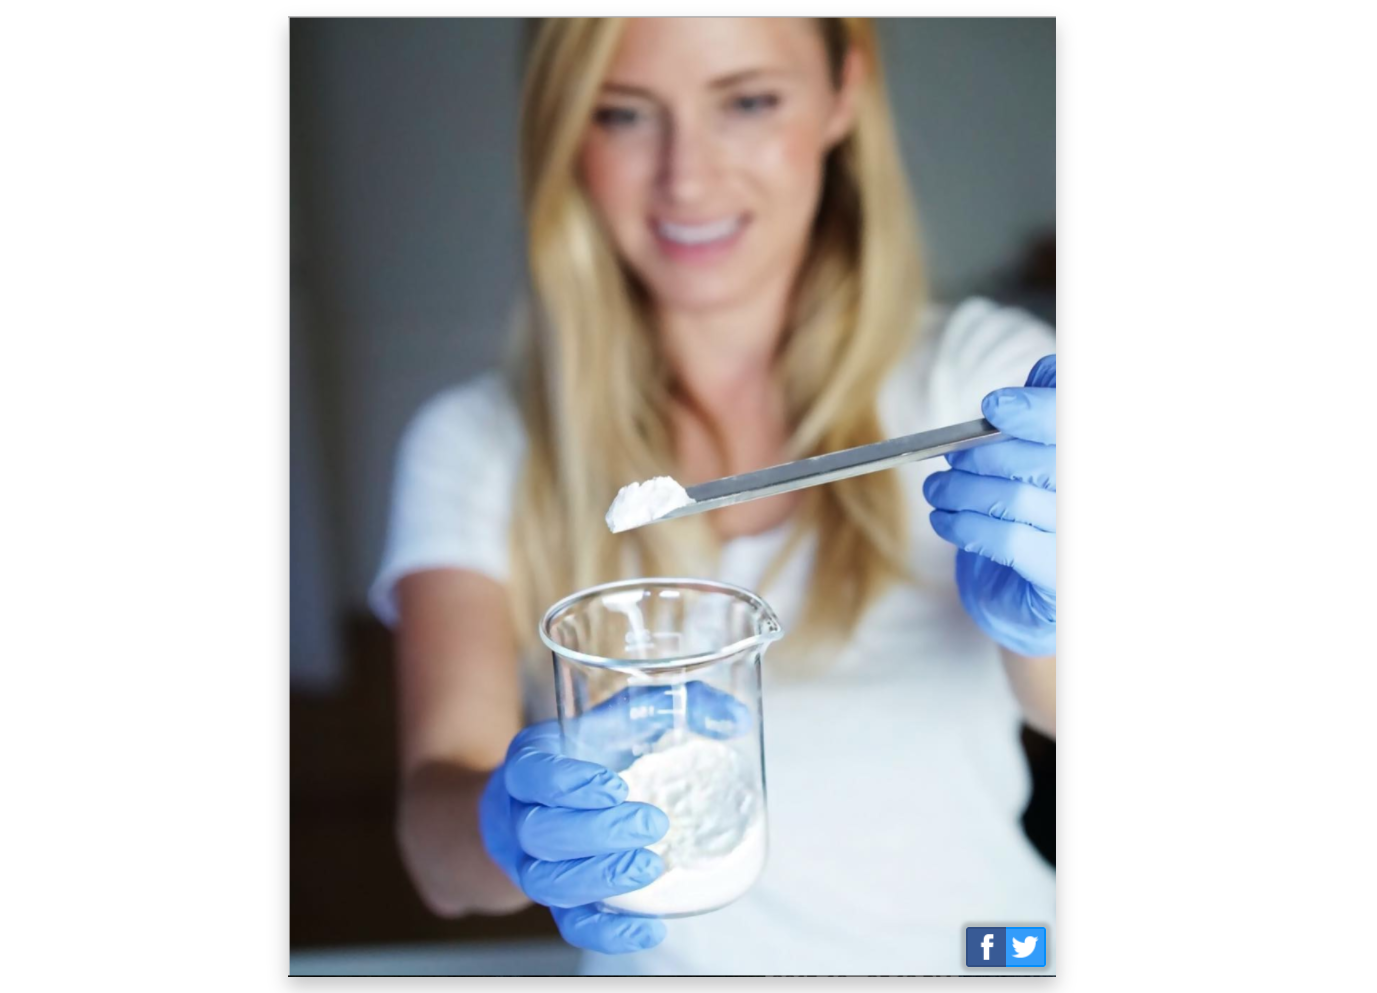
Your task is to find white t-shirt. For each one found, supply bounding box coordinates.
[370,297,1057,975]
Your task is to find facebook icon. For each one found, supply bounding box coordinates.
[965,926,1047,968]
[966,927,1006,966]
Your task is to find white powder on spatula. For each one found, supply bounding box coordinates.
[605,476,694,533]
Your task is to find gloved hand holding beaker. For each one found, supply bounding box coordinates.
[478,681,754,954]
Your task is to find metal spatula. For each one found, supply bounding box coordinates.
[612,417,1003,531]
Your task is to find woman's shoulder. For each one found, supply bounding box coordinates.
[881,296,1056,432]
[369,370,526,627]
[399,368,527,468]
[926,296,1055,382]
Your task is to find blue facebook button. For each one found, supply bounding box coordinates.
[966,926,1047,968]
[965,927,1005,967]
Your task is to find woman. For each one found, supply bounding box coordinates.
[371,17,1056,975]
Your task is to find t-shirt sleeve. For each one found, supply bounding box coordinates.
[367,372,527,628]
[925,297,1056,425]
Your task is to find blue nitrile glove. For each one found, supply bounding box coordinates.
[923,354,1056,657]
[478,681,753,955]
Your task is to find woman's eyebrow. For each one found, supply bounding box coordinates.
[707,68,794,89]
[599,68,795,100]
[599,82,659,100]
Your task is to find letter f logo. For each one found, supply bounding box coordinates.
[966,926,1014,967]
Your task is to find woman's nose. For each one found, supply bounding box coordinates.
[658,118,720,206]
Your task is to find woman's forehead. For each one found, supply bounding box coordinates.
[602,17,825,92]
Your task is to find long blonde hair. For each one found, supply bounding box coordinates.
[508,18,926,660]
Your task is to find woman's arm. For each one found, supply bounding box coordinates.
[1000,649,1055,739]
[394,568,529,917]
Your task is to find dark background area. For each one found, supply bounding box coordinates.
[290,17,1055,952]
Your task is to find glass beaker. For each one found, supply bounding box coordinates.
[539,577,783,918]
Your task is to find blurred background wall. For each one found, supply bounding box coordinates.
[290,17,1054,952]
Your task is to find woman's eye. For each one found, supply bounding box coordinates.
[593,106,642,130]
[729,92,781,116]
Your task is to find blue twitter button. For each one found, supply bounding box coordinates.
[1006,927,1047,967]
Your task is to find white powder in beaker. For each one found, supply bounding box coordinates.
[602,736,767,917]
[605,476,694,533]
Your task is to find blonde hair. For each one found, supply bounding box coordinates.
[508,18,926,662]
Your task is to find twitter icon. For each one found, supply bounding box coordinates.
[1006,928,1047,967]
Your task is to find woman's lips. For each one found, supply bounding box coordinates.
[651,214,749,263]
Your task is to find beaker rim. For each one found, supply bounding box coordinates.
[538,576,784,671]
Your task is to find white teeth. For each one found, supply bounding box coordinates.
[656,216,743,245]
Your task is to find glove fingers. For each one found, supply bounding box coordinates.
[503,684,754,809]
[956,551,1057,657]
[685,681,755,738]
[946,439,1056,491]
[519,848,664,908]
[981,386,1056,444]
[504,743,628,809]
[565,682,755,770]
[514,800,669,862]
[1024,353,1056,388]
[923,469,1056,533]
[478,770,525,885]
[550,904,666,955]
[929,509,1056,591]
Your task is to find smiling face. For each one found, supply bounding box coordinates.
[578,18,858,317]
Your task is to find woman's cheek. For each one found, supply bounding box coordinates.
[748,130,826,229]
[579,143,623,212]
[580,144,647,245]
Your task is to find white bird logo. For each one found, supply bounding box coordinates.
[1011,936,1039,959]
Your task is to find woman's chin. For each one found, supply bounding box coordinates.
[639,273,763,316]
